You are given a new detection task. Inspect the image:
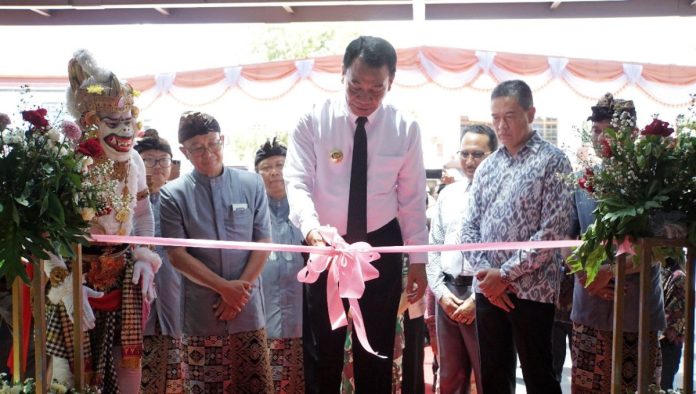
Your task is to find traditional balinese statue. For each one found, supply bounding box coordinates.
[43,50,160,393]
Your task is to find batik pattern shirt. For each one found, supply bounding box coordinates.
[461,131,574,304]
[662,266,686,344]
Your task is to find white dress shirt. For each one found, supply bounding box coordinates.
[284,95,428,264]
[426,179,474,301]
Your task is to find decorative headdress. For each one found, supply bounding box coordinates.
[255,137,287,166]
[177,111,220,143]
[66,49,136,120]
[134,129,172,157]
[588,93,636,122]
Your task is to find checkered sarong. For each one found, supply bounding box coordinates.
[45,249,143,394]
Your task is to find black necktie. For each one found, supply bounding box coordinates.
[346,116,368,243]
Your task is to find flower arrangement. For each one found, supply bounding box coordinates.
[568,95,696,280]
[0,88,116,286]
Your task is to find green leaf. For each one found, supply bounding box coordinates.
[48,193,65,225]
[39,194,49,216]
[603,206,637,221]
[10,203,19,225]
[14,196,29,207]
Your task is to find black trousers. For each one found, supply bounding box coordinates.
[475,293,561,394]
[305,219,403,394]
[402,313,425,394]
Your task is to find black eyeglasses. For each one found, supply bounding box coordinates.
[185,140,223,157]
[143,157,172,168]
[457,150,487,160]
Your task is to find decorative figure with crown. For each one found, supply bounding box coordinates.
[43,50,161,393]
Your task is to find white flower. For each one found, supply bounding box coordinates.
[682,126,696,138]
[78,156,94,173]
[81,207,96,221]
[1,129,23,145]
[57,145,69,157]
[50,382,68,393]
[46,128,61,142]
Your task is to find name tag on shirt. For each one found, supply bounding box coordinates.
[232,203,248,211]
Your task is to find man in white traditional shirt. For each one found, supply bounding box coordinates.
[427,124,497,394]
[284,35,428,393]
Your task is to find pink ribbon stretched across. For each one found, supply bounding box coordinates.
[91,234,582,254]
[295,227,385,358]
[91,233,583,357]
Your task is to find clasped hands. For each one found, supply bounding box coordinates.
[440,293,476,325]
[476,268,515,312]
[214,279,252,321]
[577,265,615,301]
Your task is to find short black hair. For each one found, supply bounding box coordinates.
[342,36,397,77]
[134,129,172,156]
[491,80,534,110]
[461,124,498,152]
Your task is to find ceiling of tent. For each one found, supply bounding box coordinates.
[0,0,695,25]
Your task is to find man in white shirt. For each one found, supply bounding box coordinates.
[427,124,497,394]
[284,36,428,393]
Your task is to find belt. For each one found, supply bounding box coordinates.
[443,273,473,287]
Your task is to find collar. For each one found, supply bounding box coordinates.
[342,95,383,128]
[501,130,543,157]
[192,166,226,183]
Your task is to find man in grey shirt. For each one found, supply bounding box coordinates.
[461,80,573,394]
[160,111,273,393]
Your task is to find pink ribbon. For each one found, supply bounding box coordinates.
[91,234,582,254]
[92,233,583,357]
[295,227,384,357]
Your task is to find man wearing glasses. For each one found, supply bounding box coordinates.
[427,124,497,394]
[134,129,184,394]
[159,111,274,393]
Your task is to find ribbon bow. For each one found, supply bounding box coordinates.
[296,226,384,357]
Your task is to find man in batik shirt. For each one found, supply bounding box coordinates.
[461,79,573,394]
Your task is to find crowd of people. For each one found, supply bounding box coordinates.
[0,34,689,394]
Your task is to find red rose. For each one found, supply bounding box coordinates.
[77,138,105,158]
[21,108,49,129]
[584,167,594,177]
[600,139,612,158]
[578,177,593,192]
[641,118,674,137]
